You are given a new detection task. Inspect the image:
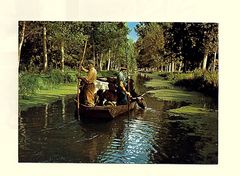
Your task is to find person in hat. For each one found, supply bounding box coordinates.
[116,65,131,105]
[78,59,97,107]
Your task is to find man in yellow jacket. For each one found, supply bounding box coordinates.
[78,60,97,107]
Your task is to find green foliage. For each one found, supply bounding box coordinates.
[63,72,76,83]
[48,69,64,85]
[158,72,193,80]
[155,70,218,98]
[19,73,42,96]
[173,70,218,98]
[135,22,218,71]
[19,69,78,98]
[47,69,78,87]
[136,23,165,68]
[95,22,130,70]
[19,84,76,111]
[19,21,133,72]
[19,68,121,99]
[202,71,218,87]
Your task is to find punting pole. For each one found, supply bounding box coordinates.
[77,39,88,120]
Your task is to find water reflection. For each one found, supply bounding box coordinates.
[19,75,217,163]
[62,97,65,122]
[104,118,156,164]
[44,103,48,128]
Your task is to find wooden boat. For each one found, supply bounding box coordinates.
[78,101,136,121]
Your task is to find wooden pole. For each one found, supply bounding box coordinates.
[77,39,88,119]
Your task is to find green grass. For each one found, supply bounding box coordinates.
[19,83,77,111]
[18,69,117,111]
[143,71,218,163]
[168,105,217,119]
[144,71,217,119]
[147,89,207,104]
[145,79,173,89]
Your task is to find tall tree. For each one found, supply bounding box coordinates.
[136,23,165,69]
[43,22,48,72]
[18,21,26,65]
[94,22,128,70]
[47,22,69,72]
[47,22,87,71]
[200,23,218,71]
[19,21,43,71]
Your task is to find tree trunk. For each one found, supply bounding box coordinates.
[61,40,64,72]
[112,53,116,70]
[178,61,182,72]
[43,24,48,72]
[202,52,208,71]
[169,63,171,72]
[107,49,111,71]
[99,53,103,71]
[18,21,26,65]
[171,61,175,72]
[166,65,168,72]
[213,51,217,71]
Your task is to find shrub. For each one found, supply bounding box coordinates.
[173,70,218,98]
[64,71,77,83]
[158,72,193,81]
[203,71,218,87]
[48,69,64,85]
[158,72,170,79]
[19,69,78,98]
[19,72,43,96]
[174,72,193,80]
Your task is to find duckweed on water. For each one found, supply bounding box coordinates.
[144,72,217,119]
[147,89,206,104]
[168,105,217,119]
[19,84,76,111]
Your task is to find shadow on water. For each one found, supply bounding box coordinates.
[18,74,217,164]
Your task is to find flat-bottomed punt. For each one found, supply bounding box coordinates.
[78,101,136,121]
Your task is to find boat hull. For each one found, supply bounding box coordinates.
[78,102,136,121]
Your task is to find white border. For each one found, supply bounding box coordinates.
[1,0,240,176]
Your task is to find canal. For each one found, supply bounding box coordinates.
[19,75,218,163]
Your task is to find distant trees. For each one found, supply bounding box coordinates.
[47,22,86,72]
[18,21,134,73]
[135,23,165,68]
[19,21,217,74]
[94,22,129,70]
[19,21,45,72]
[135,22,218,72]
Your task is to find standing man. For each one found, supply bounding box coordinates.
[116,66,131,105]
[78,60,97,107]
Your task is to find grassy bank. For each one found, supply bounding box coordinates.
[19,69,118,111]
[158,70,218,99]
[144,72,218,119]
[144,72,218,161]
[19,83,77,111]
